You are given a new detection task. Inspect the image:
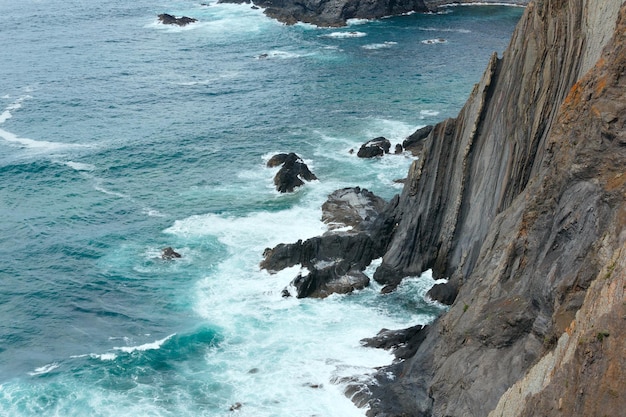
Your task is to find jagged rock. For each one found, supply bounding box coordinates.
[157,13,197,26]
[394,144,403,154]
[289,263,369,298]
[402,124,433,157]
[261,188,397,298]
[261,232,379,274]
[229,402,242,411]
[268,152,317,193]
[266,153,289,167]
[218,0,429,27]
[361,324,428,360]
[426,280,458,305]
[219,0,528,27]
[357,137,391,158]
[321,187,386,230]
[361,1,626,416]
[161,247,181,260]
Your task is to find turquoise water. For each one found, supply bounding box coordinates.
[0,2,522,416]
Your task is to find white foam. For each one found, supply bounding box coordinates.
[65,161,95,171]
[346,18,370,26]
[28,363,60,376]
[93,185,128,198]
[256,50,304,60]
[165,206,326,250]
[70,352,118,361]
[113,334,175,353]
[439,2,526,7]
[320,31,367,39]
[361,41,397,50]
[422,38,448,44]
[0,95,30,125]
[142,208,166,217]
[420,109,440,117]
[418,26,471,33]
[0,128,88,151]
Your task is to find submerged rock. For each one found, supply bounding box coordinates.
[161,247,182,260]
[157,13,197,26]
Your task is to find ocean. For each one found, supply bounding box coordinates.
[0,1,522,416]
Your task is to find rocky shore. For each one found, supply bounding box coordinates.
[218,0,529,27]
[261,0,626,415]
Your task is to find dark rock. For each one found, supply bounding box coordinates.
[219,0,430,27]
[402,124,433,156]
[261,188,399,298]
[357,136,391,158]
[321,187,386,230]
[161,247,181,260]
[268,152,317,193]
[158,13,197,26]
[229,402,242,411]
[394,143,403,154]
[426,280,458,305]
[361,324,428,360]
[266,153,288,167]
[292,264,369,298]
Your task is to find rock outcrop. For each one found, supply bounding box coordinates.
[262,187,396,298]
[157,13,197,26]
[353,0,626,416]
[219,0,529,27]
[219,0,429,27]
[357,137,392,158]
[267,153,317,193]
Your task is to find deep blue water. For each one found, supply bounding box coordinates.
[0,1,522,415]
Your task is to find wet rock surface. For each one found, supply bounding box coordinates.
[267,152,317,193]
[261,188,396,298]
[157,13,197,26]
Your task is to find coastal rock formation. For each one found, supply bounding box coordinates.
[401,124,432,157]
[354,0,626,416]
[262,187,396,298]
[157,13,197,26]
[357,137,391,158]
[219,0,429,27]
[219,0,529,27]
[267,152,317,193]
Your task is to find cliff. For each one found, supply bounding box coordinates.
[359,0,626,416]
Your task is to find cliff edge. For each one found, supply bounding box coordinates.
[359,0,626,416]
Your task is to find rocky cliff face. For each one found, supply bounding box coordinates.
[359,0,626,416]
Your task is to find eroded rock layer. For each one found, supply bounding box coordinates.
[359,0,626,416]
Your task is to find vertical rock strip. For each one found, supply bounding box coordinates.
[360,0,626,416]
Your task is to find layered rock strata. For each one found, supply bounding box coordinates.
[356,0,626,416]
